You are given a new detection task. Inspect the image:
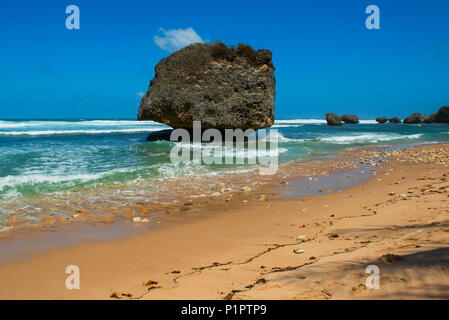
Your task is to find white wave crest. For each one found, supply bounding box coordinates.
[0,120,161,129]
[0,168,138,192]
[316,133,423,144]
[274,119,377,126]
[0,128,165,136]
[275,119,325,124]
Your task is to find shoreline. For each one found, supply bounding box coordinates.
[0,118,442,238]
[0,142,394,263]
[0,143,448,299]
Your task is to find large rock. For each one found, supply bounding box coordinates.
[388,117,401,123]
[428,106,449,123]
[325,113,342,126]
[404,113,424,124]
[375,117,388,124]
[341,114,359,124]
[137,42,275,130]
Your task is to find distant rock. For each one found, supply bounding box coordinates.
[388,117,401,124]
[375,117,388,124]
[427,106,449,123]
[401,106,449,124]
[325,113,342,126]
[404,113,424,124]
[138,42,275,131]
[422,115,432,123]
[341,114,359,124]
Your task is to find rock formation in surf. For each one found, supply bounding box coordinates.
[388,117,401,123]
[325,113,359,125]
[375,117,388,124]
[404,113,424,124]
[138,42,275,132]
[341,114,359,124]
[325,113,342,126]
[422,106,449,124]
[402,107,449,124]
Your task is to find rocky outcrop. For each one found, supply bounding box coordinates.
[137,42,275,130]
[422,115,431,123]
[375,117,388,124]
[388,117,401,123]
[404,113,424,124]
[402,107,449,124]
[427,106,449,123]
[341,114,359,124]
[325,113,342,126]
[325,113,359,125]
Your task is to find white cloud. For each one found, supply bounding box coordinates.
[154,27,205,52]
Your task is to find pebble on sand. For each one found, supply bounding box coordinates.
[293,248,305,254]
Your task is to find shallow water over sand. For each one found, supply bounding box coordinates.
[1,119,449,230]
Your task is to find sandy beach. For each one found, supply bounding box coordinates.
[0,143,448,300]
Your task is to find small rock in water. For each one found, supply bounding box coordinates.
[399,193,407,198]
[297,235,309,242]
[388,192,396,196]
[241,186,252,192]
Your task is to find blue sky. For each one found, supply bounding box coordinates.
[0,0,448,119]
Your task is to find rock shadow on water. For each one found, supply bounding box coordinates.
[146,128,256,143]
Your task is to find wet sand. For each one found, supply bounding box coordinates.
[0,143,448,299]
[0,145,382,259]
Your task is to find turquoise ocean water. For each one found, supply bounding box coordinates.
[1,119,448,228]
